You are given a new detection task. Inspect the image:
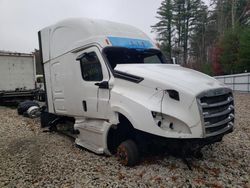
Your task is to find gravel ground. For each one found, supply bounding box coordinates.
[0,93,249,188]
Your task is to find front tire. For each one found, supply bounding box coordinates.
[116,140,139,166]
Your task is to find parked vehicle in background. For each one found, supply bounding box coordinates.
[0,51,44,104]
[38,18,235,166]
[36,74,44,90]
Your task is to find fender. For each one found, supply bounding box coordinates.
[111,106,137,129]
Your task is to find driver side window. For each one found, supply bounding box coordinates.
[79,52,103,81]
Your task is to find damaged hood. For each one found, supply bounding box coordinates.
[114,64,226,95]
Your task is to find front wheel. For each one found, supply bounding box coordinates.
[116,140,140,166]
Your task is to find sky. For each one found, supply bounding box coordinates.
[0,0,210,53]
[0,0,164,53]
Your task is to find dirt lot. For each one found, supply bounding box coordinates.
[0,93,249,188]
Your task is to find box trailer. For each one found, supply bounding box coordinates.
[0,51,43,103]
[38,18,234,166]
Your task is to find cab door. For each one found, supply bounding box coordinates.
[76,46,111,119]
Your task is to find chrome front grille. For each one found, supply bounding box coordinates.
[197,88,234,137]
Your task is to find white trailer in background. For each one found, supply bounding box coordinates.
[38,18,235,166]
[215,72,250,93]
[0,51,41,103]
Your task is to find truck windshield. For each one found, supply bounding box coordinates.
[103,47,168,69]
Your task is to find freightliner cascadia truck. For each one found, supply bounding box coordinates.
[38,18,234,166]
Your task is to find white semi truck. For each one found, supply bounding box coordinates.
[38,18,234,166]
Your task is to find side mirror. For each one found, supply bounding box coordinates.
[95,81,109,89]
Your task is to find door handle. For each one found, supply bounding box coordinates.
[82,101,87,111]
[95,81,109,89]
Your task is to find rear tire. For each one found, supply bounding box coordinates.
[40,111,57,128]
[116,139,140,166]
[17,100,39,115]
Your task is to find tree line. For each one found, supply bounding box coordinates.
[152,0,250,75]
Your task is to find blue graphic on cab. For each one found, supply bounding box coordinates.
[108,36,153,49]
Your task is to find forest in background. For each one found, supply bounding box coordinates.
[152,0,250,75]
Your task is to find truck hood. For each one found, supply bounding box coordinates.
[114,64,225,95]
